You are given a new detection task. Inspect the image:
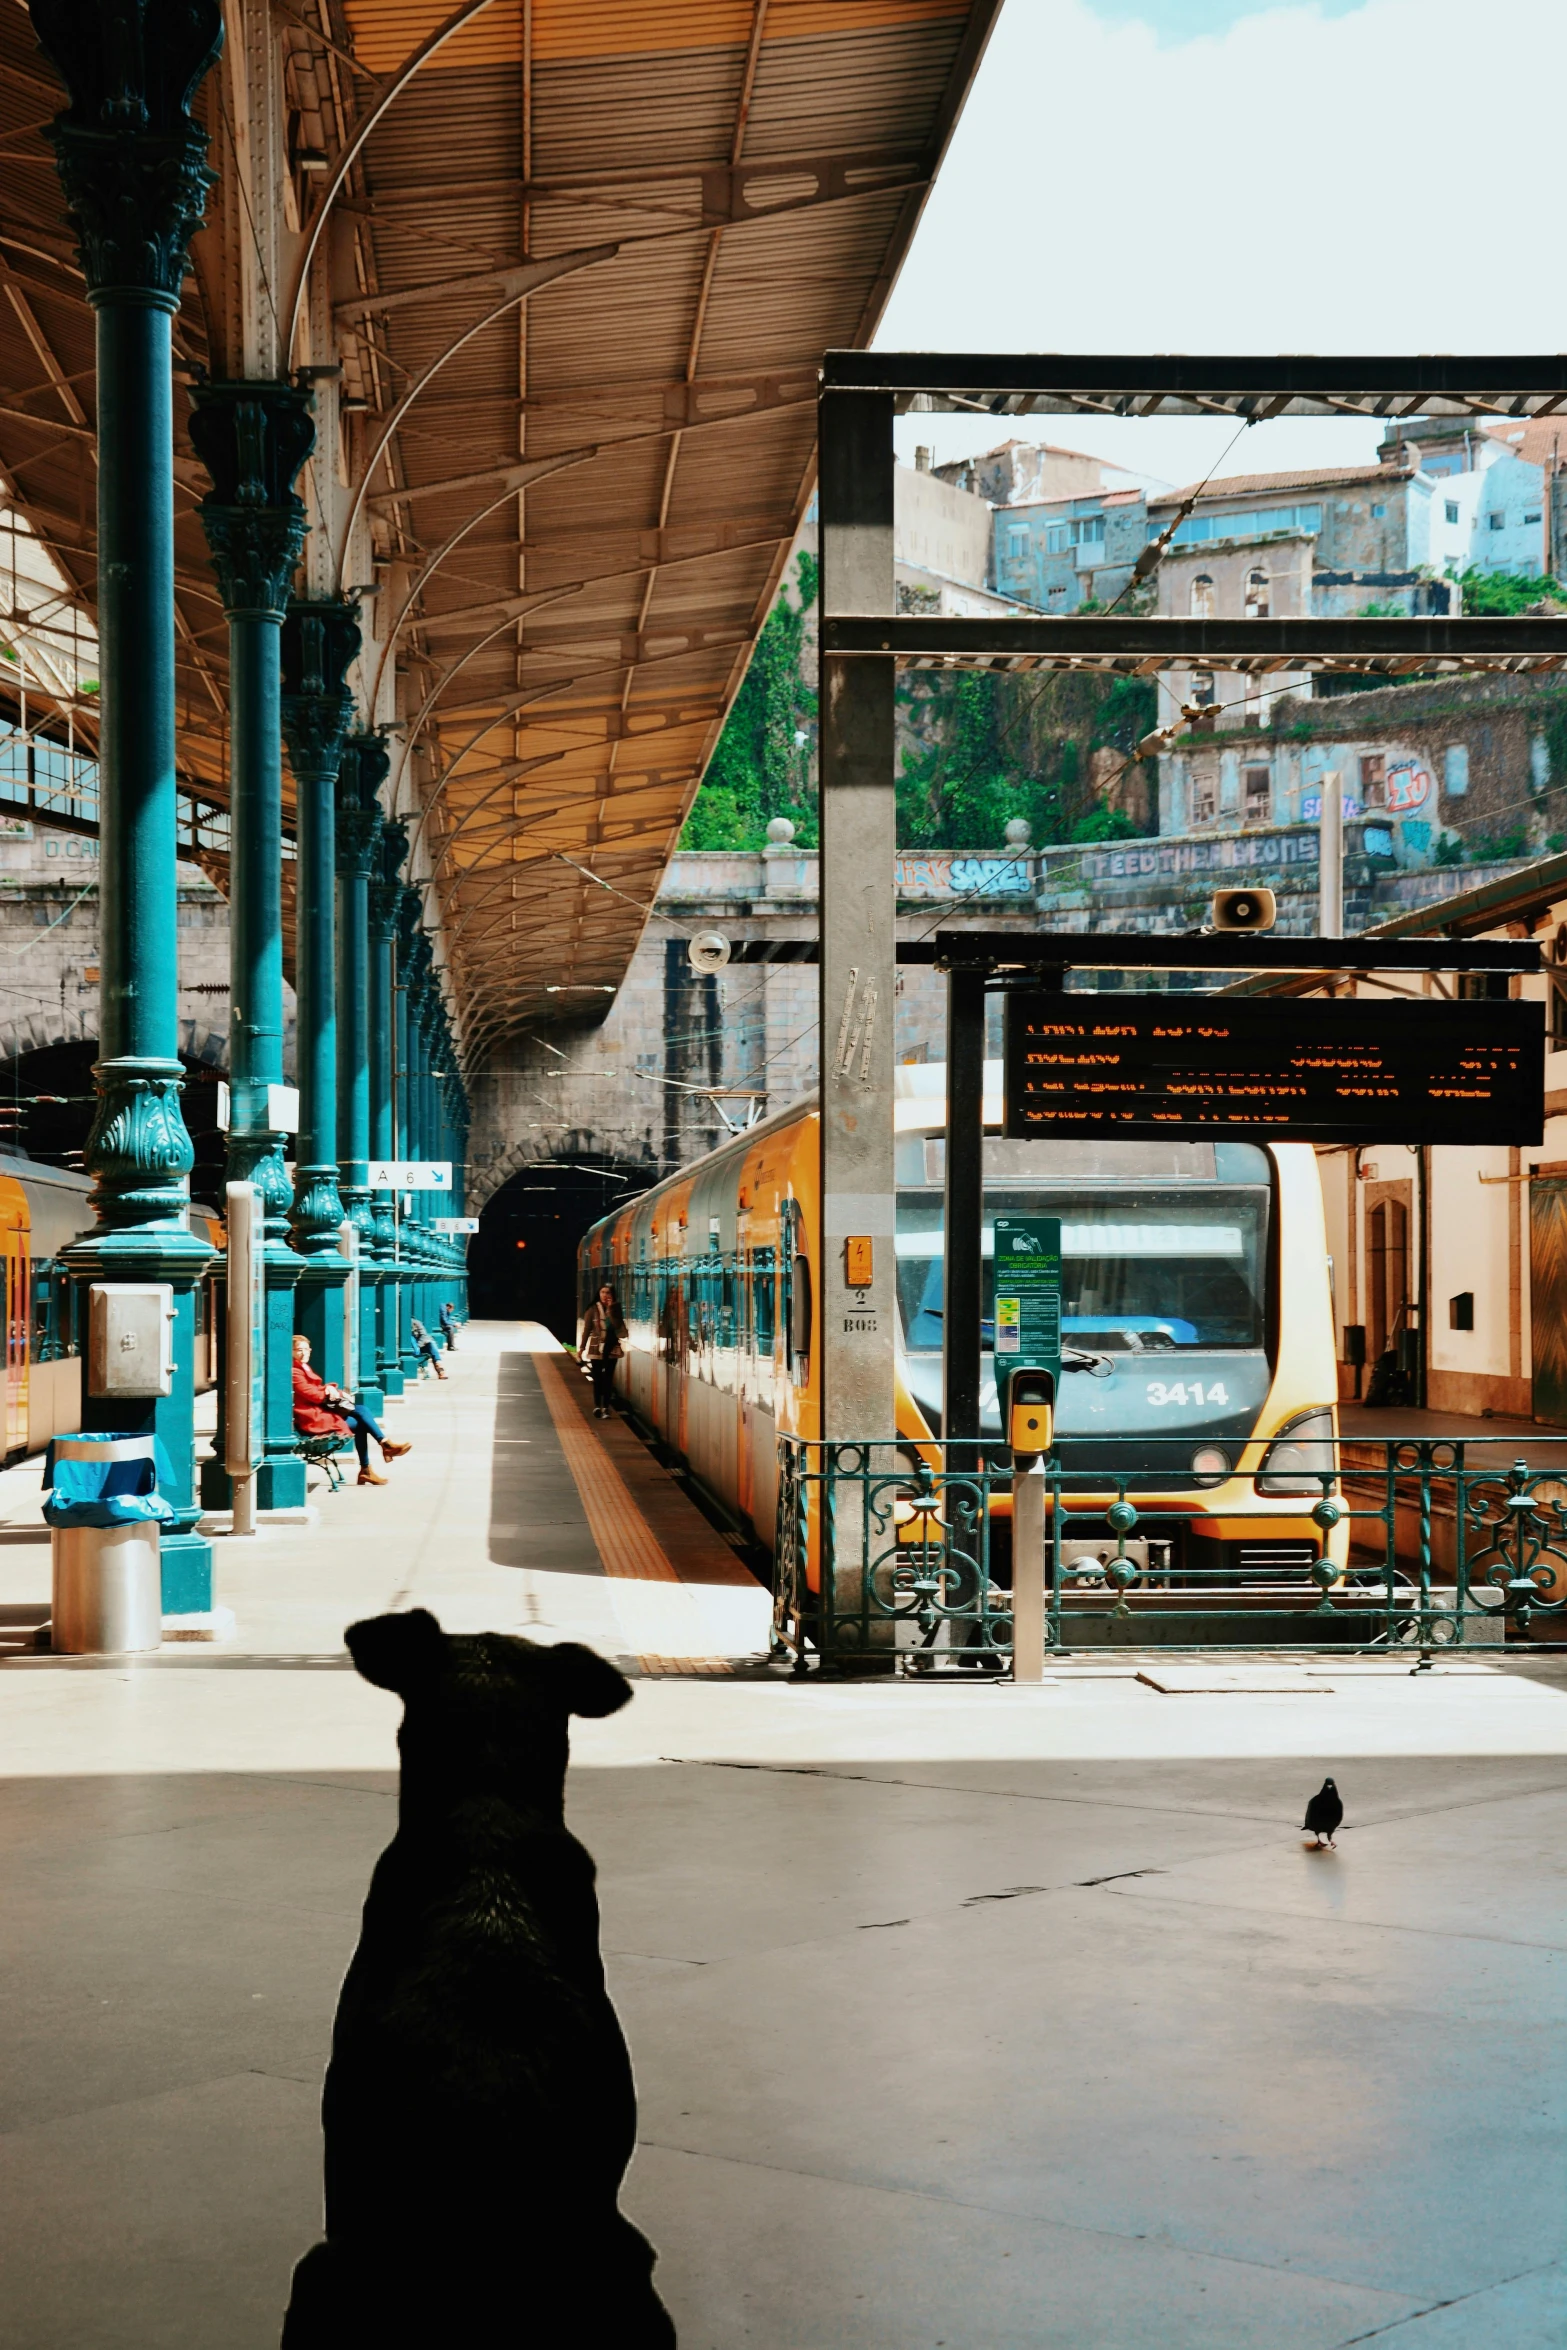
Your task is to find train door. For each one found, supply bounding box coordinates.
[4,1227,27,1455]
[657,1262,682,1444]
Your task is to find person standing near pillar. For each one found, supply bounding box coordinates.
[336,733,387,1412]
[30,0,225,1610]
[189,379,315,1513]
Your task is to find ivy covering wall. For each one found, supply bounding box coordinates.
[681,554,1157,851]
[681,553,822,849]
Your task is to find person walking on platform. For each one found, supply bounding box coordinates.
[439,1299,458,1352]
[292,1337,411,1488]
[580,1283,626,1419]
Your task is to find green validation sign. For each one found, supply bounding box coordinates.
[992,1216,1062,1377]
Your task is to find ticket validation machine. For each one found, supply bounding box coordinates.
[1007,1368,1055,1456]
[991,1217,1061,1684]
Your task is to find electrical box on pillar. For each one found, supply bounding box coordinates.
[87,1286,176,1399]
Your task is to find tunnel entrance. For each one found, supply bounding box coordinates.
[469,1159,649,1343]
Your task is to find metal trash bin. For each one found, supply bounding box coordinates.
[45,1433,171,1656]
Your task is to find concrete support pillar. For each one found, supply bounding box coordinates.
[369,821,407,1395]
[335,734,386,1407]
[942,963,987,1457]
[817,387,896,1660]
[30,0,225,1608]
[189,380,314,1511]
[818,389,897,1442]
[280,598,359,1389]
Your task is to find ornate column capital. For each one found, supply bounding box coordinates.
[73,1058,196,1244]
[336,732,389,880]
[369,817,409,944]
[396,885,426,986]
[189,380,315,620]
[281,598,360,780]
[29,0,223,308]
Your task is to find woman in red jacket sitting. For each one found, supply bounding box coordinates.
[292,1336,411,1487]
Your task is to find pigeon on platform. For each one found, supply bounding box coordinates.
[1303,1777,1343,1847]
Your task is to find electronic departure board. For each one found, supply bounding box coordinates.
[1004,996,1544,1146]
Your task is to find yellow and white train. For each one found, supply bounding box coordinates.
[0,1156,224,1457]
[578,1078,1346,1588]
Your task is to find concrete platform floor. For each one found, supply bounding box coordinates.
[1,1323,1564,2349]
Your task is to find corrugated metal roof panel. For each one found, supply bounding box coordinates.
[0,0,1003,1047]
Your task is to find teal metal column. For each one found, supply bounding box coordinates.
[369,819,406,1397]
[415,954,440,1338]
[32,0,224,1610]
[280,598,359,1389]
[335,733,385,1410]
[394,890,421,1379]
[406,958,430,1348]
[189,380,315,1512]
[451,1085,471,1321]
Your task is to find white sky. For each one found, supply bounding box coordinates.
[881,0,1567,490]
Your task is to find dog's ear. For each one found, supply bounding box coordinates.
[345,1608,447,1694]
[547,1641,633,1719]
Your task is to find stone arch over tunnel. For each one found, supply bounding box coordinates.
[468,1153,653,1344]
[0,1025,229,1201]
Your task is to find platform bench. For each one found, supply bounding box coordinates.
[296,1433,355,1492]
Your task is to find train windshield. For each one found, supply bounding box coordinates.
[897,1193,1268,1350]
[895,1139,1274,1440]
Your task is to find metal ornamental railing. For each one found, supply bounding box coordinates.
[772,1435,1567,1673]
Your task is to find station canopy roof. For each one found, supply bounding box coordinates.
[0,0,1000,1059]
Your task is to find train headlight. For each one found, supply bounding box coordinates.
[1190,1445,1230,1485]
[1256,1407,1337,1495]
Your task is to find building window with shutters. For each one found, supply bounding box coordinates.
[1244,569,1269,619]
[1243,765,1270,822]
[1359,753,1386,807]
[1190,575,1215,619]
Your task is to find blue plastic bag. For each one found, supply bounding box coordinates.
[43,1439,177,1530]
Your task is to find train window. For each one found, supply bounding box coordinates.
[788,1253,812,1380]
[752,1247,776,1353]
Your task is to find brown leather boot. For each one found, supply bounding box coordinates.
[381,1440,412,1460]
[357,1466,387,1487]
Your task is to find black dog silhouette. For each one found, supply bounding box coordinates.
[281,1610,675,2346]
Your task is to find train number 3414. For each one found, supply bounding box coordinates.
[1146,1380,1229,1407]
